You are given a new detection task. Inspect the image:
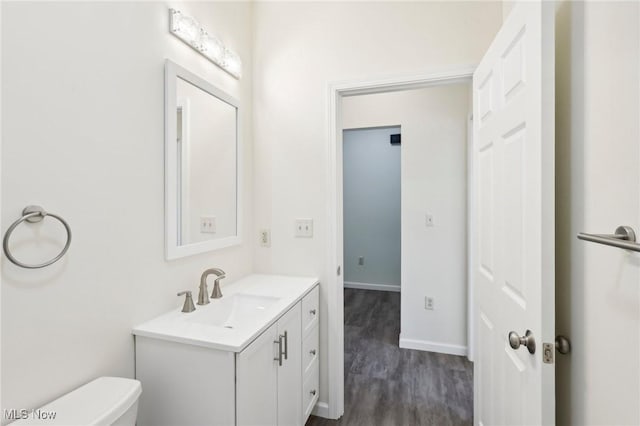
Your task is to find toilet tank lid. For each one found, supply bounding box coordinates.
[11,377,142,426]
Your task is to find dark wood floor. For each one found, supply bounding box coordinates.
[306,288,473,426]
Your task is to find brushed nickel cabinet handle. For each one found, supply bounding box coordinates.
[282,331,288,360]
[273,336,283,366]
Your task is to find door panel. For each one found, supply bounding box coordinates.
[236,323,278,426]
[503,345,527,423]
[277,304,302,426]
[473,2,555,425]
[478,143,495,279]
[478,312,495,425]
[503,125,526,308]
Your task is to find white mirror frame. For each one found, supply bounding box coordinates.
[165,59,242,260]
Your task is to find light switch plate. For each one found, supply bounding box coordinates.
[295,219,313,238]
[200,216,216,234]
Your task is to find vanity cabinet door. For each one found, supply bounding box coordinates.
[237,322,279,426]
[276,303,302,426]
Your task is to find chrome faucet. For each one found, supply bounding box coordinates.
[198,268,226,304]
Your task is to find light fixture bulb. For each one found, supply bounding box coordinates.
[178,16,200,46]
[201,33,224,65]
[223,49,242,79]
[170,9,200,47]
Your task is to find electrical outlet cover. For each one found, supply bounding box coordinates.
[425,297,434,310]
[259,229,271,247]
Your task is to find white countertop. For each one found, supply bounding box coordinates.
[132,274,319,352]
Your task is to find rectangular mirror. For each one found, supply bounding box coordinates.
[165,60,241,259]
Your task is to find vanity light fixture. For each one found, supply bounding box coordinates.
[169,8,242,79]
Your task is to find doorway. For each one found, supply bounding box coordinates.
[323,69,475,419]
[321,74,475,423]
[342,126,402,293]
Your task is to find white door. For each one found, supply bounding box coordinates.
[236,322,279,426]
[473,2,555,425]
[276,304,302,426]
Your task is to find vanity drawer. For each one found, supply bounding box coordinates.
[302,285,319,336]
[302,359,319,423]
[302,324,319,376]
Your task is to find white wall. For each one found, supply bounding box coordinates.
[555,1,640,425]
[343,127,401,290]
[342,85,470,354]
[1,1,253,417]
[253,1,502,411]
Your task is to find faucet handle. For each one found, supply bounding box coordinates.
[177,291,196,313]
[211,275,225,299]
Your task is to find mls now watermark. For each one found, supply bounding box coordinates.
[4,408,57,421]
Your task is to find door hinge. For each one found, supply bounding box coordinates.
[543,343,554,364]
[337,265,341,276]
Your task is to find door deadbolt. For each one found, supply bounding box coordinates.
[508,329,536,354]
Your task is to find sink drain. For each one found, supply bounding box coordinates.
[224,325,234,329]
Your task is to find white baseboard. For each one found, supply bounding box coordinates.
[399,335,467,356]
[344,281,400,292]
[311,401,330,418]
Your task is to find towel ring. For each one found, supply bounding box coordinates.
[3,205,72,269]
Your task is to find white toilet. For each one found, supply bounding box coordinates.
[12,377,142,426]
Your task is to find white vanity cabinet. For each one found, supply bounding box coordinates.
[133,276,319,426]
[236,285,319,426]
[237,303,301,426]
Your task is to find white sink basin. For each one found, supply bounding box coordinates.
[132,274,319,352]
[186,294,280,328]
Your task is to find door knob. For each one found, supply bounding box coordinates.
[555,335,571,355]
[508,330,536,354]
